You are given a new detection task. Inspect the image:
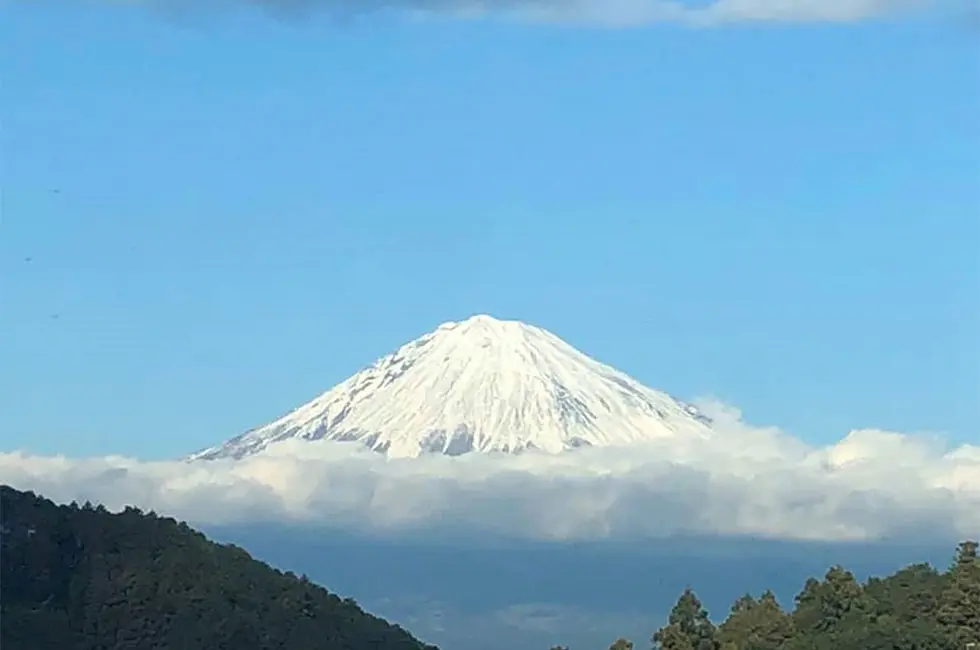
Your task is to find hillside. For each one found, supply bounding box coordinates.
[556,540,980,650]
[0,485,438,650]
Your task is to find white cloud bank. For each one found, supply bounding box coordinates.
[136,0,930,25]
[3,401,978,543]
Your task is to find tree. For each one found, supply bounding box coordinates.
[717,590,793,650]
[937,540,980,648]
[792,565,870,639]
[609,639,634,650]
[653,624,697,650]
[864,563,945,624]
[653,588,718,650]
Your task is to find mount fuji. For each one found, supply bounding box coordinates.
[189,315,715,460]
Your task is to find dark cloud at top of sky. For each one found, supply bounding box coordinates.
[112,0,933,25]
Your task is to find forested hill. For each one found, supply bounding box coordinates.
[0,485,438,650]
[555,540,980,650]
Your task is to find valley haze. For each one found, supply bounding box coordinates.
[206,525,961,650]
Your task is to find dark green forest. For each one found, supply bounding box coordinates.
[552,540,980,650]
[0,485,437,650]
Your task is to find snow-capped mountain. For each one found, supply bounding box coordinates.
[189,315,715,460]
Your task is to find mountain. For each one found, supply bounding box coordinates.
[0,485,438,650]
[190,314,715,460]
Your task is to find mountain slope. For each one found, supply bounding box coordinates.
[0,485,438,650]
[191,314,714,460]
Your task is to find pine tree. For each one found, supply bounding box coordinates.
[653,624,697,650]
[937,540,980,648]
[792,565,870,637]
[718,590,793,650]
[653,588,718,650]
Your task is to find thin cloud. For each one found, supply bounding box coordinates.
[522,0,924,26]
[2,399,978,543]
[124,0,929,25]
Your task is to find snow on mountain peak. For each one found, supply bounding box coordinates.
[189,315,715,460]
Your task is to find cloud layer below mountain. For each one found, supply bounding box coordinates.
[3,400,978,543]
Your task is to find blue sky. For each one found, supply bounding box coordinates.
[1,0,977,459]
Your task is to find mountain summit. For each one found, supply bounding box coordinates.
[189,315,715,460]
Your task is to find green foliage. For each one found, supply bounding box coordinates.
[938,541,980,648]
[609,639,634,650]
[717,590,793,650]
[553,540,980,650]
[653,587,718,650]
[0,485,438,650]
